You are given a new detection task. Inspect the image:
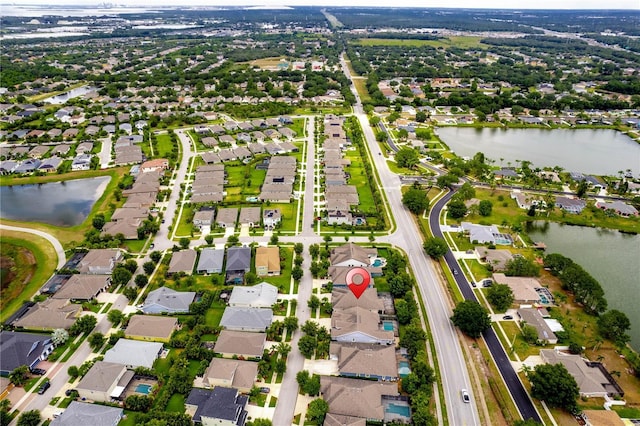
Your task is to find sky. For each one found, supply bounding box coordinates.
[5,0,639,10]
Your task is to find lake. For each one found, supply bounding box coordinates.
[42,85,97,105]
[526,221,640,350]
[0,176,110,227]
[437,127,640,176]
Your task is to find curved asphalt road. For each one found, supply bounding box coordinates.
[430,191,542,423]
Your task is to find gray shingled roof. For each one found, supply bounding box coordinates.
[225,247,251,272]
[220,307,273,332]
[141,287,195,314]
[50,401,123,426]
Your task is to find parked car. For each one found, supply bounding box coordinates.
[453,269,459,276]
[461,389,470,403]
[470,282,476,288]
[30,368,46,376]
[482,279,493,287]
[259,387,270,394]
[38,381,51,395]
[502,315,513,320]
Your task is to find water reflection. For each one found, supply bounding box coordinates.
[0,176,110,227]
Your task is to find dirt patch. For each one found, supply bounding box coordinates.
[0,256,17,289]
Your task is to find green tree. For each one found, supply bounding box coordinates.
[107,309,124,326]
[17,410,40,426]
[298,335,316,359]
[88,332,105,351]
[179,237,190,249]
[415,111,427,122]
[423,237,448,259]
[270,234,279,245]
[457,183,476,200]
[576,180,589,198]
[123,286,138,301]
[123,259,138,273]
[521,324,539,344]
[284,316,299,333]
[478,200,493,216]
[247,419,272,426]
[487,284,514,311]
[292,266,303,281]
[308,295,320,311]
[598,309,631,345]
[150,251,162,263]
[306,399,329,424]
[143,261,156,275]
[447,199,468,219]
[134,274,149,288]
[112,266,133,286]
[70,315,97,336]
[436,173,459,189]
[1,399,12,426]
[395,148,419,169]
[92,213,105,230]
[400,323,426,359]
[450,301,491,338]
[402,186,430,215]
[245,271,257,285]
[125,394,153,412]
[529,363,579,412]
[67,365,79,379]
[504,257,540,277]
[294,243,304,255]
[9,366,29,386]
[205,235,214,245]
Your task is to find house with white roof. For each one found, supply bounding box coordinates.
[228,282,278,308]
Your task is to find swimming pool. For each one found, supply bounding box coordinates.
[398,361,411,378]
[386,403,411,417]
[135,384,153,394]
[373,259,382,267]
[383,321,394,331]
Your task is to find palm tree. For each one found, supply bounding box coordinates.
[276,342,292,359]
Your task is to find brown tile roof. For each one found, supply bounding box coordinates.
[320,376,398,421]
[213,330,266,358]
[125,315,178,341]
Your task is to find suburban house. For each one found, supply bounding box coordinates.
[228,282,278,308]
[220,307,273,332]
[71,154,92,171]
[460,222,513,245]
[216,208,238,228]
[255,246,281,276]
[239,207,261,228]
[140,287,196,314]
[197,248,225,274]
[330,243,378,268]
[185,387,248,426]
[328,266,380,287]
[331,307,394,345]
[167,250,197,275]
[193,210,215,230]
[125,315,178,342]
[225,246,251,284]
[555,196,587,214]
[492,273,546,304]
[320,376,399,423]
[330,342,398,381]
[263,209,282,229]
[510,191,546,210]
[51,275,111,302]
[517,308,558,345]
[140,158,169,173]
[0,331,54,374]
[76,361,133,402]
[324,414,366,426]
[595,200,638,216]
[475,247,514,271]
[50,401,123,426]
[76,249,122,274]
[196,358,258,393]
[213,331,266,359]
[12,298,82,330]
[103,339,163,369]
[581,410,625,426]
[540,349,623,397]
[331,288,383,313]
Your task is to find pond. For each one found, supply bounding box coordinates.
[526,221,640,350]
[42,85,97,104]
[437,127,640,176]
[0,176,110,227]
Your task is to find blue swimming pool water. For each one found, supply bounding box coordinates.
[373,259,382,267]
[135,384,152,394]
[386,403,410,417]
[383,321,394,331]
[398,361,411,378]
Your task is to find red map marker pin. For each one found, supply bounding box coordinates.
[346,267,371,299]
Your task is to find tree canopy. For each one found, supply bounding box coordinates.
[529,363,579,412]
[450,301,492,338]
[423,237,448,259]
[402,186,430,215]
